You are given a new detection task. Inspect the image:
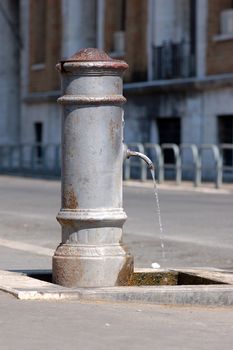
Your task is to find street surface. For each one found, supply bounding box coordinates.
[0,175,233,349]
[0,175,232,270]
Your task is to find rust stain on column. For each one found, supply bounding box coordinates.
[64,189,78,209]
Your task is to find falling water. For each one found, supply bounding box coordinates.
[150,169,166,263]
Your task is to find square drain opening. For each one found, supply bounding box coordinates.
[2,269,233,305]
[26,270,52,283]
[129,270,227,286]
[177,272,226,285]
[18,269,230,286]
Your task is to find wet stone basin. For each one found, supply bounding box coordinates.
[2,268,233,305]
[128,269,229,286]
[26,268,232,286]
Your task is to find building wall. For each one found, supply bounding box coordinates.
[125,0,148,82]
[29,0,61,92]
[196,0,208,78]
[20,0,97,150]
[124,84,233,180]
[152,0,190,45]
[202,88,233,143]
[207,0,233,75]
[104,0,148,82]
[20,103,61,144]
[1,0,233,180]
[104,0,123,53]
[124,96,150,143]
[0,0,20,144]
[62,0,96,57]
[125,87,233,144]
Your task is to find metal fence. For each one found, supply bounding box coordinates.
[0,143,61,177]
[124,143,233,188]
[0,143,233,187]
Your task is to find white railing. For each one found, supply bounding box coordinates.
[0,143,61,177]
[0,143,233,187]
[123,143,233,188]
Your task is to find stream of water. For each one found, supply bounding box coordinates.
[150,169,166,264]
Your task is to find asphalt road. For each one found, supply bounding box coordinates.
[0,175,233,350]
[0,175,232,270]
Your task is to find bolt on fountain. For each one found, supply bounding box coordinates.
[52,48,153,288]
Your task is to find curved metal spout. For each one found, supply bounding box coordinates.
[126,149,154,171]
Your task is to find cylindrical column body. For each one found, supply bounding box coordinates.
[52,48,133,287]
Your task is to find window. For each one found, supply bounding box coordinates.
[29,0,61,92]
[105,0,126,54]
[157,117,181,163]
[113,0,126,33]
[218,116,233,166]
[212,1,233,41]
[112,0,126,54]
[34,122,43,162]
[30,0,46,67]
[220,9,233,36]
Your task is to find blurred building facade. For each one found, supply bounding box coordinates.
[0,0,233,167]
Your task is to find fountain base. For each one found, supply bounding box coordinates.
[52,244,134,287]
[1,268,233,305]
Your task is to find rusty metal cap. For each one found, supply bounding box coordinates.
[57,48,128,73]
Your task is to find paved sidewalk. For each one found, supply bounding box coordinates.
[0,290,233,350]
[124,179,233,194]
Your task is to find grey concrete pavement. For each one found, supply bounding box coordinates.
[0,245,51,270]
[0,290,233,350]
[123,184,233,269]
[0,175,233,349]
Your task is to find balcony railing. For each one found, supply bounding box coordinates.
[152,40,196,80]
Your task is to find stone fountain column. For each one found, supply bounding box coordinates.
[52,48,134,288]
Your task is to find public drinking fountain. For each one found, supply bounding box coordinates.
[2,47,231,306]
[52,48,154,288]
